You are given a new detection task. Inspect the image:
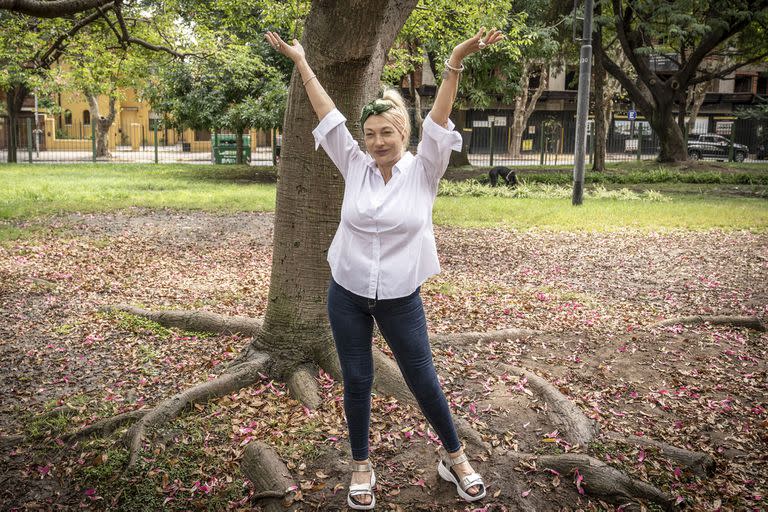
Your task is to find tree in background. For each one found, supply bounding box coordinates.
[0,0,189,161]
[146,45,285,164]
[594,0,768,162]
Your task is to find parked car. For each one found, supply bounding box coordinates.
[688,134,749,162]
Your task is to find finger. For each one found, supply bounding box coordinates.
[474,27,484,41]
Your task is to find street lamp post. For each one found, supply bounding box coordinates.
[572,0,595,206]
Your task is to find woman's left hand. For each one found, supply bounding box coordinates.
[452,28,504,60]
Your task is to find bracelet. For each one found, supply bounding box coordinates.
[444,59,465,73]
[303,74,317,86]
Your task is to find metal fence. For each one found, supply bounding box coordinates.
[0,116,280,165]
[464,110,767,166]
[2,112,766,166]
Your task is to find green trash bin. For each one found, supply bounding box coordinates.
[212,133,251,164]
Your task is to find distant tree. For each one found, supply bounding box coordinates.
[0,0,188,161]
[594,0,768,162]
[146,46,286,164]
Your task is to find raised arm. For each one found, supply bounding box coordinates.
[429,28,504,128]
[265,31,335,121]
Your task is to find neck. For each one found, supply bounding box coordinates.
[380,166,393,183]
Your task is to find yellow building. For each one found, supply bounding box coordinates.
[47,88,271,153]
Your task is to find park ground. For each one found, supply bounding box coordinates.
[0,162,767,510]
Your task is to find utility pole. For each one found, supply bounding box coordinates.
[572,0,595,205]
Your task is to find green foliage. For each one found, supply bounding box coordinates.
[387,0,532,108]
[438,180,671,201]
[0,164,276,223]
[145,45,286,133]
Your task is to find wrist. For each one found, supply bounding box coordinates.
[449,50,464,67]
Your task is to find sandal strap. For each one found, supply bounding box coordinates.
[460,472,485,490]
[441,450,469,468]
[351,461,372,473]
[349,482,373,495]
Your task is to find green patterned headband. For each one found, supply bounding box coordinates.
[360,99,393,128]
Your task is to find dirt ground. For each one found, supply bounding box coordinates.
[0,209,766,511]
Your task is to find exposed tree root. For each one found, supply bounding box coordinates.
[241,441,298,512]
[535,453,674,510]
[82,305,702,506]
[286,365,322,409]
[69,410,147,442]
[105,305,264,337]
[649,314,765,331]
[606,431,715,477]
[504,364,598,447]
[124,355,270,467]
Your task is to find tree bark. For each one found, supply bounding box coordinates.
[510,63,547,158]
[87,93,116,158]
[592,52,607,172]
[260,0,418,378]
[235,127,244,165]
[652,97,687,162]
[5,85,27,164]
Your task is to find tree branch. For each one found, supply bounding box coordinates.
[595,37,654,114]
[689,51,768,86]
[111,1,185,58]
[35,5,112,67]
[610,0,658,94]
[0,0,112,17]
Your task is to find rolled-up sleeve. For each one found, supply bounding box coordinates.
[312,109,364,180]
[417,113,463,187]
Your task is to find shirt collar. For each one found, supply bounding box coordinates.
[365,151,415,177]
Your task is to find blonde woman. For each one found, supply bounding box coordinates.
[266,28,503,510]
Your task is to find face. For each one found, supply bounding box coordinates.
[363,115,405,170]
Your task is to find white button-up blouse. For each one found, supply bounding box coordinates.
[312,108,462,299]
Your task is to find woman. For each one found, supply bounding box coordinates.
[266,28,503,510]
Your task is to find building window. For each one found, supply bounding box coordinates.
[757,75,767,95]
[564,68,577,91]
[83,110,91,125]
[64,110,72,125]
[734,75,752,93]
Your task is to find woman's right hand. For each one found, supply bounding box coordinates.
[265,31,305,64]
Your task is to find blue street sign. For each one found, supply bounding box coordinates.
[628,110,637,121]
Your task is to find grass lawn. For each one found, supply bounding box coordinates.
[433,195,768,230]
[1,162,767,239]
[0,164,277,220]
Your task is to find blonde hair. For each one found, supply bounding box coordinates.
[375,88,411,146]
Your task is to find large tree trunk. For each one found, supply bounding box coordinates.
[651,95,687,162]
[5,85,27,164]
[86,94,116,158]
[235,127,244,165]
[685,82,708,134]
[510,62,547,158]
[260,0,419,378]
[592,50,607,172]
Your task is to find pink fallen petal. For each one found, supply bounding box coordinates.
[83,488,96,496]
[521,489,531,497]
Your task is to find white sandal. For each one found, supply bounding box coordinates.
[347,460,376,510]
[437,450,486,502]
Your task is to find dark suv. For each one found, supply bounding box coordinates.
[688,134,749,162]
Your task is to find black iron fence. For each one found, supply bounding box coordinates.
[464,110,767,166]
[2,112,766,165]
[0,116,280,165]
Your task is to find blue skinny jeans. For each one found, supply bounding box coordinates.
[327,278,461,461]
